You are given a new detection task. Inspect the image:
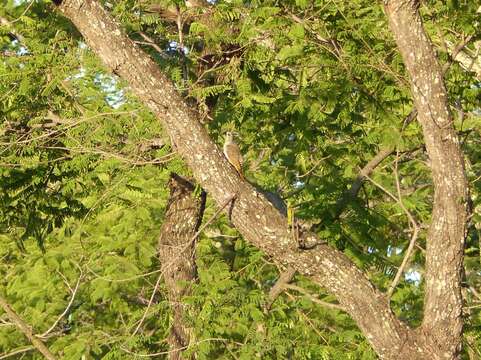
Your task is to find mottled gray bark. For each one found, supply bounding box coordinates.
[158,174,206,359]
[385,0,469,358]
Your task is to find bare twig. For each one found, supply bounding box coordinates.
[0,346,34,359]
[191,194,237,242]
[38,265,83,339]
[443,35,480,80]
[442,35,474,74]
[469,285,481,302]
[131,271,163,336]
[0,296,57,360]
[0,110,138,149]
[120,337,239,357]
[137,32,168,59]
[285,284,344,311]
[363,152,420,300]
[0,16,24,42]
[175,7,189,88]
[297,155,331,179]
[386,150,420,299]
[86,266,163,283]
[295,308,329,344]
[0,318,14,327]
[9,1,35,24]
[39,145,176,166]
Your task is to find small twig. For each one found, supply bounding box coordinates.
[86,266,163,283]
[469,285,481,302]
[38,265,83,339]
[0,110,138,147]
[120,337,238,357]
[284,284,344,311]
[388,151,419,298]
[0,16,24,42]
[442,35,474,74]
[297,155,331,179]
[175,7,189,87]
[191,194,237,243]
[0,318,13,326]
[131,272,163,336]
[39,145,176,166]
[295,308,329,344]
[137,32,168,59]
[0,346,34,359]
[464,304,481,310]
[364,174,399,205]
[191,58,225,87]
[364,152,420,300]
[9,1,35,24]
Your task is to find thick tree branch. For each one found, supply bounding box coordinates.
[385,1,469,358]
[157,174,206,360]
[54,0,428,358]
[0,296,57,360]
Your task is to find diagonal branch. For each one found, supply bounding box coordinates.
[0,346,34,359]
[0,296,57,360]
[266,266,296,310]
[38,265,83,339]
[284,284,345,311]
[311,109,417,233]
[386,150,419,300]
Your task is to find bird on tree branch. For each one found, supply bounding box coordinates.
[223,131,244,180]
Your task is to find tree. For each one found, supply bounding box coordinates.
[1,0,480,359]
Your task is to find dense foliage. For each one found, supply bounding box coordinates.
[1,0,480,358]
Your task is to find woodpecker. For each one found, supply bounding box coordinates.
[223,131,244,180]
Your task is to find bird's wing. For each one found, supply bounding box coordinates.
[224,143,243,167]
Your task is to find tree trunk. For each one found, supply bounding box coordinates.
[385,1,469,358]
[158,174,206,359]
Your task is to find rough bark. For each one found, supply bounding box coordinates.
[0,296,57,360]
[385,1,469,358]
[52,0,465,358]
[158,174,206,360]
[266,267,296,310]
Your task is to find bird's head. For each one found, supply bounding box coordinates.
[225,131,235,142]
